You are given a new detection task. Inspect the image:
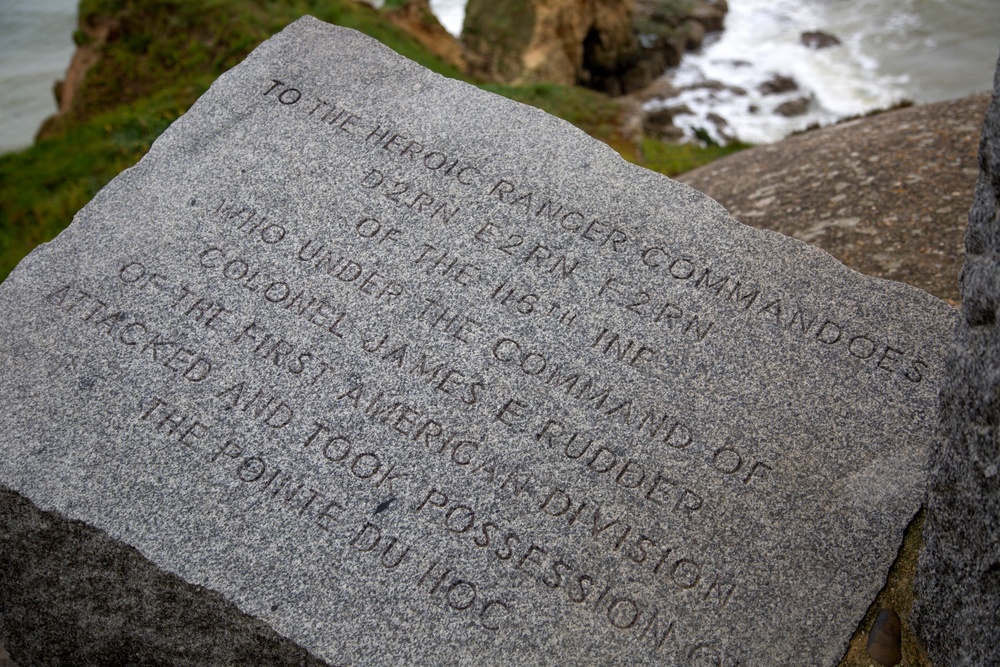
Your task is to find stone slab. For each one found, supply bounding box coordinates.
[0,16,958,666]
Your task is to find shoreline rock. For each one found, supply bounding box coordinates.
[758,74,799,95]
[800,30,841,50]
[462,0,729,95]
[774,96,811,117]
[37,16,115,140]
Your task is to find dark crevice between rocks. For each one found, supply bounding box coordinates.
[837,509,933,667]
[0,487,332,667]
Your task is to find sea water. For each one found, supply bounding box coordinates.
[0,0,997,153]
[0,0,77,154]
[432,0,999,144]
[650,0,1000,144]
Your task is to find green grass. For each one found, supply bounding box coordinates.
[0,80,198,277]
[634,136,750,177]
[461,0,535,81]
[481,82,637,156]
[55,0,465,132]
[0,0,748,282]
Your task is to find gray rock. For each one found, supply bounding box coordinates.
[0,16,957,666]
[689,0,728,33]
[775,96,812,117]
[758,74,799,95]
[643,105,691,141]
[681,19,707,51]
[705,113,736,142]
[913,57,1000,666]
[681,79,746,95]
[800,31,842,50]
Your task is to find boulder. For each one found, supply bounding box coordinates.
[759,74,799,95]
[37,16,115,139]
[678,79,746,96]
[462,0,639,86]
[706,111,737,142]
[681,18,706,50]
[0,490,327,667]
[642,104,691,139]
[463,0,728,95]
[689,0,727,33]
[679,94,990,304]
[774,96,811,117]
[913,58,1000,667]
[801,30,842,50]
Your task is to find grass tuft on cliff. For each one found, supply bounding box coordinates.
[0,0,745,282]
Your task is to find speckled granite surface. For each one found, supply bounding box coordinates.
[913,59,1000,667]
[0,17,958,666]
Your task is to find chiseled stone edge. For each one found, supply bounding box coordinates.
[913,57,1000,665]
[0,487,331,667]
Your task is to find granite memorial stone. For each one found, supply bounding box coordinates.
[0,17,958,666]
[914,57,1000,666]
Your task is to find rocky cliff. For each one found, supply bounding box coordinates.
[385,0,467,73]
[462,0,727,95]
[39,0,469,139]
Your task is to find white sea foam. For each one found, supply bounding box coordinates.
[428,0,997,145]
[645,0,999,144]
[645,0,913,144]
[429,0,466,36]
